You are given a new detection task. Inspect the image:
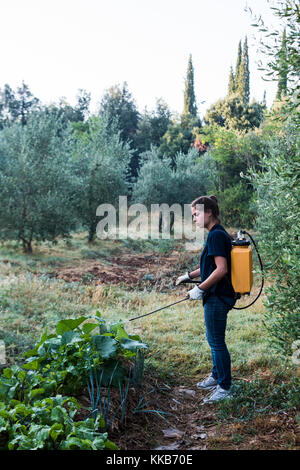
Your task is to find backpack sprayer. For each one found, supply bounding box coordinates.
[128,230,264,321]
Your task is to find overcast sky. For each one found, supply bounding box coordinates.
[0,0,282,117]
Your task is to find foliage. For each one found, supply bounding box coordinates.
[0,313,147,450]
[0,394,117,450]
[217,376,300,422]
[21,314,148,395]
[248,0,300,97]
[183,54,197,117]
[73,114,132,242]
[0,82,40,129]
[204,94,265,132]
[99,82,140,175]
[218,182,256,228]
[134,99,171,154]
[229,37,250,106]
[195,124,268,227]
[131,146,216,209]
[0,110,78,253]
[158,119,200,162]
[247,115,300,357]
[99,82,139,144]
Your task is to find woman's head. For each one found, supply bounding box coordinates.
[191,195,221,228]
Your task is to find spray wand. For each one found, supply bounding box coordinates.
[127,296,189,322]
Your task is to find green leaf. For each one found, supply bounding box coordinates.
[110,323,129,341]
[92,335,118,359]
[105,439,119,450]
[81,322,98,334]
[60,436,89,450]
[50,423,64,442]
[2,368,13,379]
[91,437,106,450]
[60,330,82,345]
[56,317,87,335]
[50,405,68,424]
[29,388,45,400]
[22,359,40,371]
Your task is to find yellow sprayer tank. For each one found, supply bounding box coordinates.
[231,237,253,295]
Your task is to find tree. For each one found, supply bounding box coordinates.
[134,99,171,154]
[247,116,300,357]
[183,54,197,118]
[228,66,235,95]
[0,111,78,252]
[159,120,196,165]
[16,82,40,126]
[99,82,139,144]
[74,115,132,242]
[238,37,250,106]
[0,82,39,128]
[276,28,288,100]
[235,40,242,90]
[131,146,217,232]
[227,37,250,105]
[99,82,140,176]
[194,124,267,227]
[76,89,91,121]
[246,0,300,358]
[248,0,300,113]
[204,95,264,132]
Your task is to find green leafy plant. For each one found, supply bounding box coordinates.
[0,395,117,450]
[22,313,148,395]
[0,312,148,450]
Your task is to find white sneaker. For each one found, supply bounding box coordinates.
[202,385,232,404]
[196,375,218,390]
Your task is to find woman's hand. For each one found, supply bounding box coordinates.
[175,272,191,285]
[188,285,204,300]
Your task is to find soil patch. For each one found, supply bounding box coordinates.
[53,250,192,291]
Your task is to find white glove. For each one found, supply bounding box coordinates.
[175,272,191,286]
[188,285,204,300]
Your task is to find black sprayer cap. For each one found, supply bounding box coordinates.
[232,232,250,246]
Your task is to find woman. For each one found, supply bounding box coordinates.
[176,195,236,403]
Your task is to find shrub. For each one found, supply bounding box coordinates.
[247,115,300,358]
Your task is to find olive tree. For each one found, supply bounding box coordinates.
[0,110,78,252]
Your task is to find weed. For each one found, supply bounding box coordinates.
[216,377,300,422]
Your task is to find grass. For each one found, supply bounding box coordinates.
[0,233,298,411]
[0,232,288,376]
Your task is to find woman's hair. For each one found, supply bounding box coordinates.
[191,195,221,223]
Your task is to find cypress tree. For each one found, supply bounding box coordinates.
[276,28,288,100]
[238,37,250,106]
[228,66,235,95]
[235,40,242,90]
[183,54,197,117]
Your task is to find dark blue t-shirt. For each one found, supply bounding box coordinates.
[200,224,236,308]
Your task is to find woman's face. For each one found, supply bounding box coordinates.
[192,206,211,228]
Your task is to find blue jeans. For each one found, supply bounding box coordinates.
[204,295,234,390]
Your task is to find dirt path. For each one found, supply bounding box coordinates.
[77,370,298,451]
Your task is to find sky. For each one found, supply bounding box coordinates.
[0,0,282,118]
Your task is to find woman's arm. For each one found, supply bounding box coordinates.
[198,256,227,291]
[189,268,201,279]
